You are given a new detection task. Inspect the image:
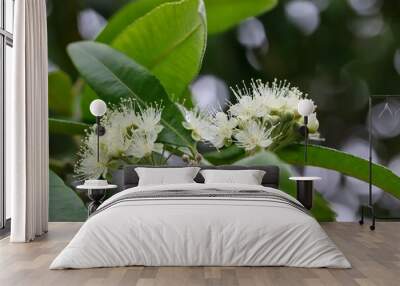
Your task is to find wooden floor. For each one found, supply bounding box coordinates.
[0,222,399,286]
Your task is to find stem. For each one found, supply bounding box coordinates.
[150,154,155,166]
[164,145,186,157]
[160,148,166,165]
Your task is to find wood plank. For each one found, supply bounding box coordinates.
[0,222,398,286]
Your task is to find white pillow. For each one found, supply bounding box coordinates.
[200,169,266,185]
[135,167,200,186]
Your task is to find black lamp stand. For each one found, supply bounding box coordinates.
[95,116,106,163]
[299,115,309,163]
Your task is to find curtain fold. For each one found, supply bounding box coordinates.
[8,0,49,242]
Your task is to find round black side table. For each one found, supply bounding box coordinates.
[289,177,321,210]
[76,184,117,216]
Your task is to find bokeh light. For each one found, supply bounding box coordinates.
[237,18,269,71]
[311,0,330,11]
[341,137,378,161]
[330,201,358,221]
[191,75,230,112]
[285,0,320,35]
[388,154,400,176]
[303,166,340,198]
[238,18,267,49]
[78,9,107,40]
[48,61,59,73]
[347,0,382,16]
[349,15,385,38]
[394,49,400,75]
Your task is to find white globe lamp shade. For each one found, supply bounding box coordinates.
[90,99,107,117]
[297,99,314,116]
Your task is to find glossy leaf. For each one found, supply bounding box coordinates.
[49,170,86,222]
[276,144,400,199]
[48,71,74,117]
[49,118,89,136]
[205,0,278,34]
[97,0,178,44]
[67,41,196,150]
[233,151,335,221]
[97,0,278,41]
[204,145,246,165]
[111,0,207,101]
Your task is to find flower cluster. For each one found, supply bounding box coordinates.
[75,79,319,180]
[181,79,319,152]
[75,98,164,180]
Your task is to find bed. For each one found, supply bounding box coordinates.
[50,165,350,269]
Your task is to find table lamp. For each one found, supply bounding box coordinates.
[297,99,314,163]
[90,99,107,163]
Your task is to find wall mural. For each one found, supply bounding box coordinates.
[48,0,400,222]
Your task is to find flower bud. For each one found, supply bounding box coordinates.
[195,153,202,162]
[182,154,190,163]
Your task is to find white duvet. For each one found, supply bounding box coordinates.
[50,183,351,269]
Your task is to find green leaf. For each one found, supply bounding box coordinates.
[111,0,207,102]
[204,145,246,165]
[276,144,400,200]
[234,151,335,221]
[49,118,89,136]
[48,71,74,117]
[97,0,178,44]
[67,41,196,150]
[49,170,87,222]
[97,0,278,41]
[205,0,278,34]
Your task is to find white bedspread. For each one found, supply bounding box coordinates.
[50,183,351,269]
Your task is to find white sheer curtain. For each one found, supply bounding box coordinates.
[7,0,49,242]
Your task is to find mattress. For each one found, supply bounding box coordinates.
[50,183,350,269]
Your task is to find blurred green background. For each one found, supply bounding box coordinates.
[47,0,400,221]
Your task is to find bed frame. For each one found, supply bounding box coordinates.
[111,165,280,191]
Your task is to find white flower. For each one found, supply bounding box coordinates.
[75,145,109,180]
[180,105,238,148]
[229,95,264,120]
[102,126,131,157]
[135,106,163,134]
[234,120,275,151]
[285,90,301,112]
[255,94,286,112]
[126,132,163,159]
[104,99,140,135]
[75,99,165,180]
[251,80,287,111]
[209,112,237,148]
[179,105,216,142]
[247,79,308,113]
[229,79,306,120]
